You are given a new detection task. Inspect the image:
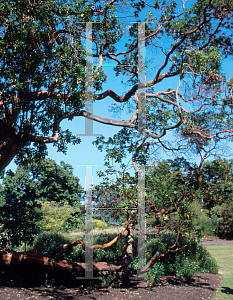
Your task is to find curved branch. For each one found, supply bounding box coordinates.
[154,0,212,82]
[51,220,129,257]
[25,110,137,143]
[146,93,189,113]
[26,105,183,144]
[188,129,233,140]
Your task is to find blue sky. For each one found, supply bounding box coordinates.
[6,56,233,189]
[5,2,233,189]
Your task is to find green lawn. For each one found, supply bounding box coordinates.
[206,244,233,300]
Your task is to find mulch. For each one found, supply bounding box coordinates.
[1,237,230,300]
[0,273,222,300]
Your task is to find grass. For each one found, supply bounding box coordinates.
[206,244,233,300]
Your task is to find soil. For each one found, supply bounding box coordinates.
[0,273,222,300]
[0,237,231,300]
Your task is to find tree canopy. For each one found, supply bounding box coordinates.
[0,0,233,173]
[0,158,83,248]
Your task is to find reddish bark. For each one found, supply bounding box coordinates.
[0,210,184,275]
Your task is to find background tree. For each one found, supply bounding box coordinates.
[0,158,83,249]
[37,200,81,232]
[199,158,233,238]
[93,157,197,236]
[0,166,40,249]
[93,156,233,240]
[0,0,233,174]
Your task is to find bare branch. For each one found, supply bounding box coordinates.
[146,93,189,113]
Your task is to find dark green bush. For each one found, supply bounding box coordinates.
[142,233,218,282]
[33,232,71,253]
[32,231,218,284]
[146,262,165,284]
[93,233,126,262]
[33,232,73,260]
[211,203,233,239]
[174,257,198,281]
[32,231,127,263]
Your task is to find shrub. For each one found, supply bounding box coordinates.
[194,246,218,274]
[146,263,165,284]
[93,220,108,230]
[191,202,219,237]
[145,233,218,282]
[37,201,81,232]
[93,233,126,262]
[32,231,126,263]
[211,203,233,239]
[33,232,72,259]
[175,257,198,281]
[32,231,218,285]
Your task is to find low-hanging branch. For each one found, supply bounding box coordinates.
[51,213,130,257]
[24,107,183,144]
[0,210,187,275]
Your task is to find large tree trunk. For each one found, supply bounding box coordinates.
[0,141,27,172]
[0,250,163,274]
[0,120,29,172]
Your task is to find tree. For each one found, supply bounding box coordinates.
[1,0,233,278]
[93,157,199,237]
[199,158,233,237]
[0,0,233,173]
[37,200,81,232]
[0,166,40,249]
[22,158,83,207]
[0,158,83,249]
[200,157,233,210]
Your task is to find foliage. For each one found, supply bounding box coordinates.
[37,201,81,232]
[32,231,126,262]
[146,262,165,284]
[1,0,233,280]
[92,220,108,230]
[0,166,41,248]
[174,245,218,281]
[211,202,233,238]
[131,232,218,282]
[199,158,233,238]
[31,230,218,284]
[93,158,199,242]
[94,156,233,241]
[174,257,198,281]
[1,0,233,173]
[191,202,219,237]
[0,158,83,249]
[20,158,83,207]
[200,158,233,211]
[33,232,73,259]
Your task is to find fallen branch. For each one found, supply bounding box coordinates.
[0,210,137,273]
[0,211,186,275]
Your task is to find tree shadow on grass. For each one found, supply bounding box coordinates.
[221,287,233,295]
